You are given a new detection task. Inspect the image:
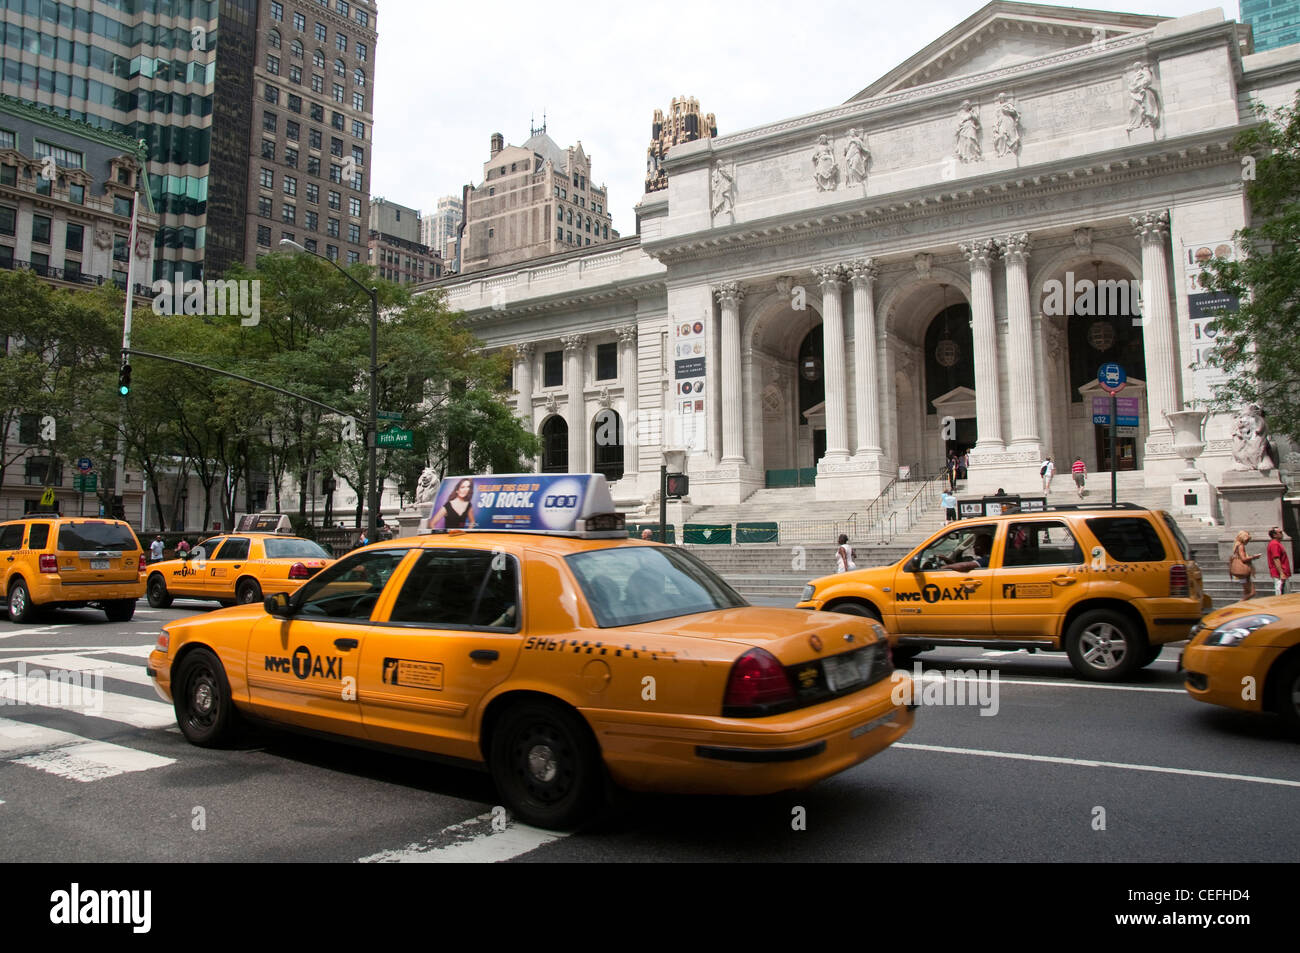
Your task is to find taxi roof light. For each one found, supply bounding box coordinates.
[424,473,629,539]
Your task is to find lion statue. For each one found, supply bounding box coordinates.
[413,467,439,503]
[1230,404,1280,472]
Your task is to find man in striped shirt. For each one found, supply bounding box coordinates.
[1071,457,1087,498]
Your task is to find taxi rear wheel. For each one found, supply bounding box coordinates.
[490,700,604,831]
[236,579,262,606]
[1273,656,1300,737]
[104,599,135,623]
[1065,610,1144,681]
[147,574,173,609]
[8,579,36,623]
[173,647,238,747]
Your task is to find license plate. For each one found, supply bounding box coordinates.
[823,652,869,693]
[90,559,109,570]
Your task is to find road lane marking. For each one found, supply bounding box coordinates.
[2,653,151,687]
[0,645,155,656]
[0,674,174,728]
[12,739,174,782]
[926,670,1183,694]
[894,742,1300,788]
[358,810,566,863]
[0,627,64,639]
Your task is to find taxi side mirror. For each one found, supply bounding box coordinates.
[904,557,920,573]
[265,591,295,618]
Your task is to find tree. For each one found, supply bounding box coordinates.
[1199,91,1300,444]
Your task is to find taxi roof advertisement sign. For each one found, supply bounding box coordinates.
[426,474,617,535]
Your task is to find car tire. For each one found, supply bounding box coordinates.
[1140,643,1164,668]
[236,579,262,606]
[1065,609,1145,681]
[827,601,881,623]
[104,599,135,623]
[173,647,238,747]
[8,579,36,623]
[889,646,924,665]
[489,700,605,831]
[1272,655,1300,738]
[217,599,236,609]
[146,574,173,609]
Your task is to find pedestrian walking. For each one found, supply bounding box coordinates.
[1040,455,1055,494]
[1229,530,1263,600]
[176,538,190,555]
[1071,456,1087,498]
[835,533,857,573]
[1267,526,1292,596]
[149,535,164,563]
[941,489,957,523]
[946,452,958,492]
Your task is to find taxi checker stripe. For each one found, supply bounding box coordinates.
[0,717,174,781]
[894,743,1300,788]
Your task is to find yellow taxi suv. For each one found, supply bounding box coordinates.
[797,502,1209,682]
[1181,592,1300,736]
[147,474,914,830]
[0,517,144,623]
[146,516,331,610]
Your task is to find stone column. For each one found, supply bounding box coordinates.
[513,342,535,427]
[562,333,587,472]
[617,325,638,477]
[960,238,1004,449]
[847,260,881,459]
[714,281,745,465]
[1131,209,1179,434]
[813,263,849,461]
[1000,233,1040,448]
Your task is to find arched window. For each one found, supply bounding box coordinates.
[313,49,325,69]
[335,58,346,77]
[354,67,364,87]
[541,416,569,473]
[291,39,303,58]
[592,409,624,482]
[268,29,281,49]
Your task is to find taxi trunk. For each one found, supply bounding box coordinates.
[54,521,141,586]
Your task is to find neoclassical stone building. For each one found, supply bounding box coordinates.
[431,2,1300,508]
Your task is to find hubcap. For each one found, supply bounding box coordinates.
[10,588,24,616]
[527,744,558,783]
[1080,622,1128,670]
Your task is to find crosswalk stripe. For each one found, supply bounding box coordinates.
[0,644,156,657]
[0,673,174,729]
[359,811,566,863]
[8,736,174,783]
[4,653,151,687]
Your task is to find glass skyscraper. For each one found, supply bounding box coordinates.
[1241,0,1300,51]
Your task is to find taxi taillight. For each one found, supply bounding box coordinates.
[723,648,795,714]
[288,562,313,580]
[38,554,57,573]
[1170,564,1189,598]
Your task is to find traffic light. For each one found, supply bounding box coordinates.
[117,363,132,396]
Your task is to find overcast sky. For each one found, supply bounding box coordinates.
[370,0,1236,238]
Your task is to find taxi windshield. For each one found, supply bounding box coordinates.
[566,545,745,628]
[263,538,330,559]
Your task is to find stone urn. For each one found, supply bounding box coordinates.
[1164,409,1206,480]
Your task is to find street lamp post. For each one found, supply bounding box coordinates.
[279,239,380,543]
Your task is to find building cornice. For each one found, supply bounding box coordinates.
[0,94,149,163]
[646,128,1242,265]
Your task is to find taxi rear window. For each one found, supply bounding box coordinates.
[1085,517,1167,562]
[567,546,745,628]
[56,522,138,552]
[264,538,330,559]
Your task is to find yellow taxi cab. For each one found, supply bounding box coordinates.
[797,502,1210,681]
[145,515,331,609]
[147,474,914,829]
[1181,592,1300,735]
[0,516,144,622]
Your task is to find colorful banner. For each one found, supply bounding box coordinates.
[426,474,605,532]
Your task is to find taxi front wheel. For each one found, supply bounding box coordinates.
[147,574,173,609]
[174,647,238,747]
[1273,656,1300,737]
[1065,610,1144,681]
[490,700,605,831]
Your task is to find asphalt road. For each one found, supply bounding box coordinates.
[0,596,1296,864]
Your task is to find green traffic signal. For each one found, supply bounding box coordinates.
[118,363,131,396]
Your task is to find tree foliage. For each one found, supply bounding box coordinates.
[1199,91,1300,444]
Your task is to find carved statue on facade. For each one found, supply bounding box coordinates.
[954,100,981,162]
[992,93,1021,157]
[843,128,870,186]
[710,163,734,216]
[134,232,151,259]
[811,134,839,191]
[413,467,439,503]
[1126,61,1160,131]
[93,226,113,250]
[1230,404,1280,472]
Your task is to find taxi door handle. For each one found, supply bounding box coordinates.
[334,638,359,650]
[1052,576,1077,586]
[470,650,499,662]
